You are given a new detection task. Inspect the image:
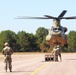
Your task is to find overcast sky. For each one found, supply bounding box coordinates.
[0,0,76,34]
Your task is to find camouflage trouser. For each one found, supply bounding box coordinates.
[54,54,58,61]
[4,55,12,72]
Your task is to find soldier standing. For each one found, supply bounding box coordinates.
[2,42,13,72]
[52,45,62,62]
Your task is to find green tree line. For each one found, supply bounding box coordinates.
[0,27,76,52]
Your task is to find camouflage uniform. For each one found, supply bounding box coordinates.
[52,45,62,62]
[2,42,13,72]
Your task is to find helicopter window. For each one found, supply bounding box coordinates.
[53,28,57,30]
[53,27,62,31]
[58,28,62,31]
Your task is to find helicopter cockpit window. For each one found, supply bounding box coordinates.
[53,28,57,30]
[53,27,62,31]
[58,28,62,31]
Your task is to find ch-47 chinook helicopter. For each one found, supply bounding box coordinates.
[16,10,76,48]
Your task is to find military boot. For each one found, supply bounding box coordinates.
[9,66,12,72]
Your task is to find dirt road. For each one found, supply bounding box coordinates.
[0,53,76,75]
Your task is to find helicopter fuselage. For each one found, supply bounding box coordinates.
[46,19,68,47]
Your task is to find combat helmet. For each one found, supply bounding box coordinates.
[57,45,60,48]
[4,42,9,46]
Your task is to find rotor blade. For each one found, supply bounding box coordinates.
[61,16,76,19]
[44,15,56,19]
[58,10,67,18]
[15,16,50,19]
